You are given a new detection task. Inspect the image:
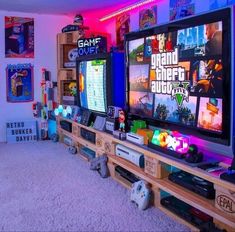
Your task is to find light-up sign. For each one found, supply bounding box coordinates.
[151,129,189,154]
[77,36,107,57]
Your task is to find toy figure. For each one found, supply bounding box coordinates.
[69,82,77,96]
[119,110,126,132]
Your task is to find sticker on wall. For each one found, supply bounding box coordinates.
[116,13,130,51]
[6,63,34,103]
[210,0,227,9]
[169,0,195,21]
[5,16,34,58]
[139,5,157,30]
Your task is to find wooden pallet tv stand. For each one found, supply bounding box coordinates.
[56,116,235,232]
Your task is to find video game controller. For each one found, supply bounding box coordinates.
[90,154,109,178]
[130,180,151,210]
[68,145,77,155]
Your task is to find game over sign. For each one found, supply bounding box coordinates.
[6,120,38,143]
[77,36,107,57]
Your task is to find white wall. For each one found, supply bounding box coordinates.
[0,11,71,142]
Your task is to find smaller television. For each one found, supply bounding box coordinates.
[76,54,111,115]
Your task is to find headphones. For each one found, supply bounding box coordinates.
[185,144,203,163]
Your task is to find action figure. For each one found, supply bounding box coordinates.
[119,110,125,132]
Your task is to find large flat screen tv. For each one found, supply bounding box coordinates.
[125,8,233,156]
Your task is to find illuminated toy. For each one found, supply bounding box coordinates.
[68,82,77,97]
[151,129,189,154]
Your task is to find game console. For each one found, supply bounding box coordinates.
[107,106,121,118]
[115,165,140,183]
[80,147,96,160]
[105,118,119,134]
[93,116,106,131]
[63,135,73,146]
[115,144,144,168]
[168,171,215,199]
[126,132,144,145]
[161,196,213,228]
[80,128,96,144]
[60,120,72,132]
[130,180,151,210]
[113,130,126,140]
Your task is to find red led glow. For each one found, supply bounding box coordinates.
[99,0,155,22]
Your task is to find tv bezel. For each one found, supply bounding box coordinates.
[76,53,112,115]
[125,7,232,146]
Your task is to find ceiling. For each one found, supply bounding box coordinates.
[0,0,141,17]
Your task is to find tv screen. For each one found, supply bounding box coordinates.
[77,58,108,114]
[125,8,232,147]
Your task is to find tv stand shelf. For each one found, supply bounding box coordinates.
[56,32,235,231]
[55,116,235,231]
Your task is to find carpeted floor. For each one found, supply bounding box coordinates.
[0,141,190,231]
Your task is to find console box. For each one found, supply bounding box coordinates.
[214,184,235,218]
[80,127,96,144]
[60,120,72,132]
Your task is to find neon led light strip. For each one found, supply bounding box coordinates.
[99,0,155,22]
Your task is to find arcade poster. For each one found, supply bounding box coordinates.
[139,5,157,30]
[116,13,130,51]
[6,63,34,103]
[5,16,34,58]
[169,0,195,21]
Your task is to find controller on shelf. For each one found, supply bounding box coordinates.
[130,180,151,210]
[185,144,204,163]
[90,154,109,178]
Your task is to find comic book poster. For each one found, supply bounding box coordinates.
[139,5,157,30]
[5,16,34,58]
[116,13,130,51]
[210,0,227,9]
[6,63,34,102]
[169,0,195,21]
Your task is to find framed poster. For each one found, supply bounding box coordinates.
[5,16,34,58]
[139,5,157,30]
[169,0,195,21]
[116,13,130,51]
[6,63,34,102]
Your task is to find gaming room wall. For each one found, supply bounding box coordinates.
[0,0,234,143]
[0,11,71,142]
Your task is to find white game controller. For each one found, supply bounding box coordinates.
[130,180,151,210]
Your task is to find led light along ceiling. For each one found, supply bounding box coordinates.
[99,0,155,22]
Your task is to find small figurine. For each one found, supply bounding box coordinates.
[119,110,125,132]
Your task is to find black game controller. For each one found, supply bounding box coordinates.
[185,144,203,163]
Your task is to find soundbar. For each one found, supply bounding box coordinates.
[126,132,144,145]
[115,144,144,168]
